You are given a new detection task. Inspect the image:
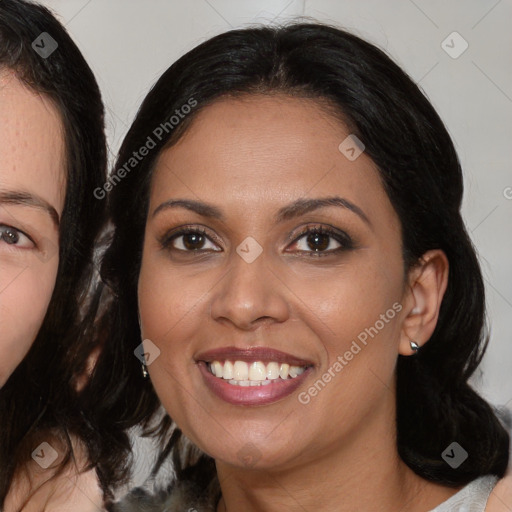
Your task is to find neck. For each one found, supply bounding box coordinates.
[215,392,461,512]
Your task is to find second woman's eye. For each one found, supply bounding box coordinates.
[160,225,353,257]
[163,228,221,253]
[289,226,354,256]
[0,225,35,250]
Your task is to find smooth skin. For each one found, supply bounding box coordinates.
[135,93,481,512]
[486,472,512,511]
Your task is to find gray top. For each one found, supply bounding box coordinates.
[428,475,499,512]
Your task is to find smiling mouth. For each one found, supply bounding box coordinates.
[196,346,314,405]
[207,360,309,386]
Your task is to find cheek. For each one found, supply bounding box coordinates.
[137,251,202,385]
[137,251,223,435]
[286,253,404,353]
[138,254,205,344]
[0,260,58,386]
[287,255,404,420]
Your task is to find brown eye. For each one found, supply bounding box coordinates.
[182,232,206,250]
[304,231,331,251]
[288,225,354,257]
[292,228,346,253]
[162,228,222,253]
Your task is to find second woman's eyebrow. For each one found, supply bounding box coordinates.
[152,196,371,228]
[0,189,60,228]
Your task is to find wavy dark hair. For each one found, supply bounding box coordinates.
[83,22,509,503]
[0,0,106,506]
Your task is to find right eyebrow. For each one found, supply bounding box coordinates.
[0,189,60,228]
[152,199,223,220]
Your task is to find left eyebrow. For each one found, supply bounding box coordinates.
[276,196,371,227]
[0,190,60,228]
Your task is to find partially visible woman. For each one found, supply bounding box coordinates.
[0,0,107,509]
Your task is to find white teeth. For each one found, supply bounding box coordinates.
[223,360,234,380]
[233,361,249,380]
[266,362,280,380]
[208,360,308,384]
[212,361,223,377]
[249,361,266,381]
[279,363,290,379]
[289,365,305,378]
[228,379,273,386]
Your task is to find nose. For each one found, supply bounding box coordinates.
[209,249,289,331]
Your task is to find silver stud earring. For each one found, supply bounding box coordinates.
[410,340,420,354]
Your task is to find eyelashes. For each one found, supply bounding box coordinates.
[290,225,354,256]
[161,226,220,253]
[158,224,355,258]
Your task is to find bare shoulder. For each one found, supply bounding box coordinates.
[485,474,512,512]
[3,436,104,511]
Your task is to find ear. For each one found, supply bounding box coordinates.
[398,249,449,356]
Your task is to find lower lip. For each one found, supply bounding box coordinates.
[198,362,311,406]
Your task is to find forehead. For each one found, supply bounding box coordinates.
[150,94,391,224]
[0,70,66,212]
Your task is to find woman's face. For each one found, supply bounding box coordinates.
[138,94,426,470]
[0,71,65,387]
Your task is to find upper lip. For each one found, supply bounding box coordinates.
[195,346,314,367]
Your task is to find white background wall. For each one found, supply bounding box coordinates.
[38,0,512,408]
